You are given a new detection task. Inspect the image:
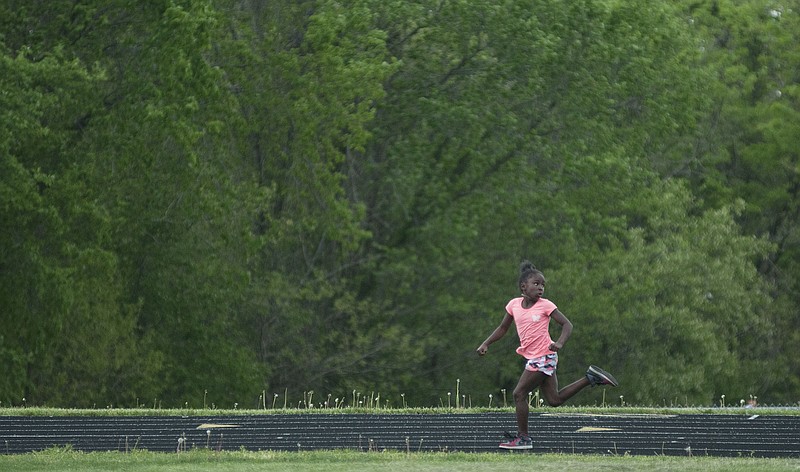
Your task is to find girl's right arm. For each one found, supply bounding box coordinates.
[476,313,513,356]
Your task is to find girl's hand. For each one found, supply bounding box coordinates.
[549,341,563,352]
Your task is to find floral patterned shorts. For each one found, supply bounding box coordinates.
[524,353,558,376]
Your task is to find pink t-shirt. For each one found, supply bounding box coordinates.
[505,297,557,359]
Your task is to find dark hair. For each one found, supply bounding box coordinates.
[518,260,543,286]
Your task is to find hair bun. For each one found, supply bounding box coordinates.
[519,260,537,273]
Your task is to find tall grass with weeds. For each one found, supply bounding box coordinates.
[1,383,797,416]
[2,404,799,418]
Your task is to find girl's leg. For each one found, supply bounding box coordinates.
[511,370,545,436]
[540,372,591,407]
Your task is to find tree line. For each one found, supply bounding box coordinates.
[1,0,797,408]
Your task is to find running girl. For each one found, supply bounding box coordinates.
[476,260,618,450]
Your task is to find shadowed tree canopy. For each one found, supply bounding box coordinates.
[0,0,795,408]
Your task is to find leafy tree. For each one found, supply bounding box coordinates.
[0,19,149,405]
[0,0,262,406]
[72,0,265,405]
[344,0,759,405]
[1,0,792,408]
[548,170,775,405]
[670,0,800,400]
[212,0,411,401]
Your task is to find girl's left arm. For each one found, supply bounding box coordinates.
[549,309,573,352]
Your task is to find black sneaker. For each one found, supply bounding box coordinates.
[586,365,619,387]
[499,432,533,450]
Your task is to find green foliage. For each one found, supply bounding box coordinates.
[73,0,265,404]
[1,0,796,407]
[552,179,774,404]
[347,0,748,404]
[0,27,151,406]
[670,0,800,399]
[211,0,410,401]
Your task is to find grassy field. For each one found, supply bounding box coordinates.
[1,449,799,472]
[1,405,798,416]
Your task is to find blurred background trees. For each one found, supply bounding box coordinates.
[1,0,796,407]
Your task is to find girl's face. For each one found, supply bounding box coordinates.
[521,274,546,301]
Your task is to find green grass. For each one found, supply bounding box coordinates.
[0,449,799,472]
[1,405,798,416]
